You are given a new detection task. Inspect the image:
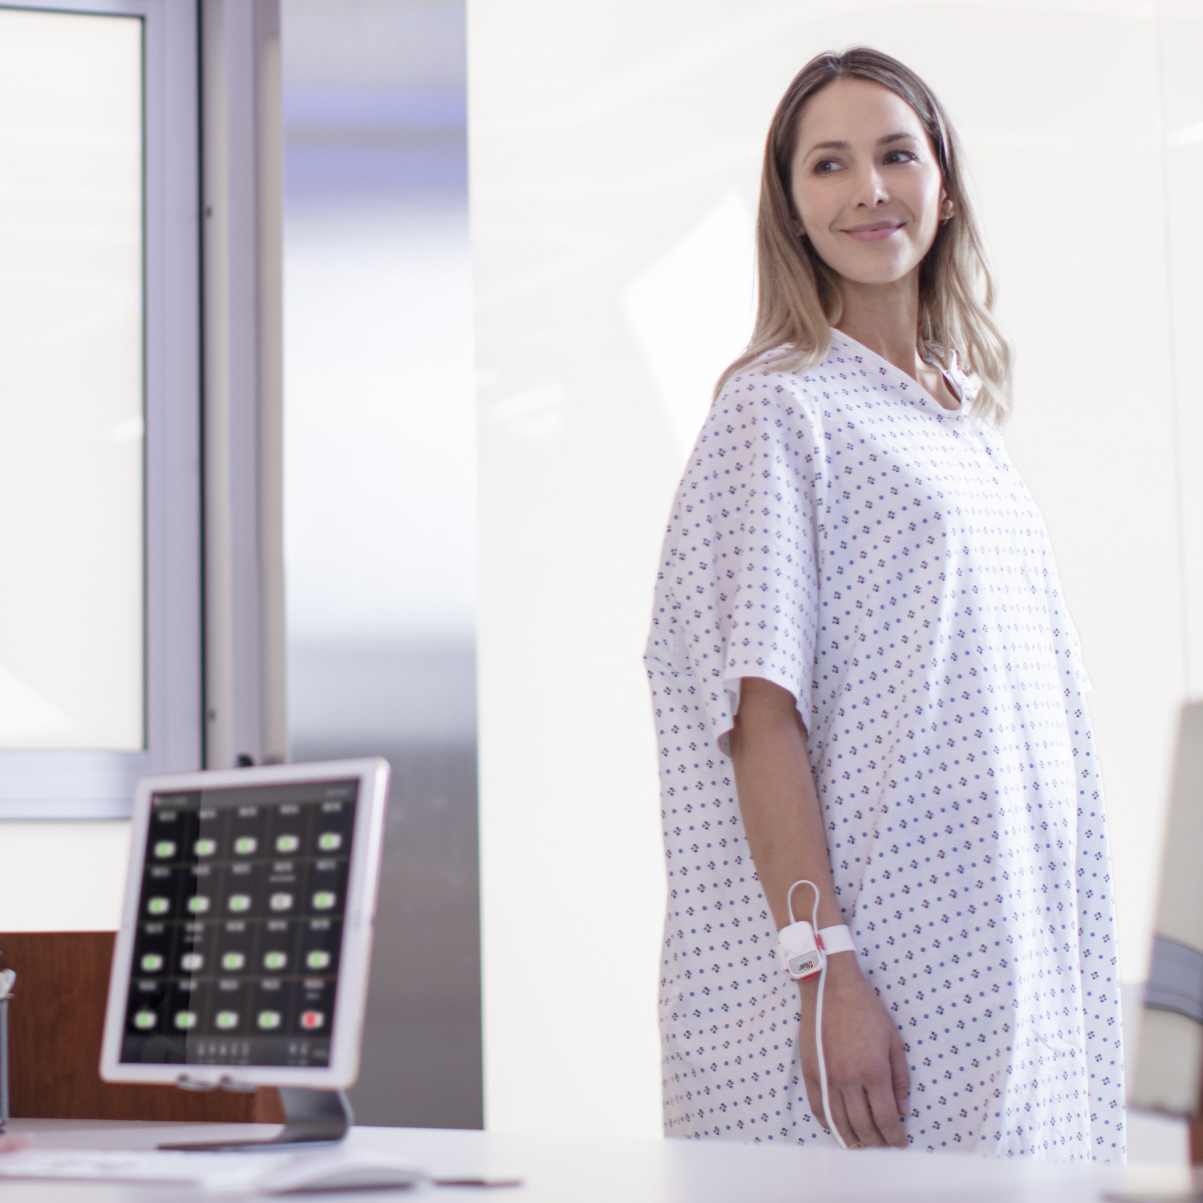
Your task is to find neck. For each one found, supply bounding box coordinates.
[833,271,925,380]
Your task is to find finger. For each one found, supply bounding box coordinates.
[839,1083,889,1148]
[889,1033,911,1116]
[865,1070,908,1149]
[826,1084,870,1149]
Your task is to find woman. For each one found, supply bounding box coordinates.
[644,47,1124,1161]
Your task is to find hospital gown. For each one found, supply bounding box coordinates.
[644,331,1125,1160]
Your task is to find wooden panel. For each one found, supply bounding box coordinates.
[0,932,282,1123]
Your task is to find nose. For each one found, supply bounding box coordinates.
[851,161,888,208]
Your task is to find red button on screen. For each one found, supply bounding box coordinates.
[300,1010,324,1030]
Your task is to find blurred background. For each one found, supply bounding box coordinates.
[280,0,479,1128]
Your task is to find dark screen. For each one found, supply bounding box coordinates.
[119,778,358,1067]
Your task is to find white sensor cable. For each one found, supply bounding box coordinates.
[781,880,848,1150]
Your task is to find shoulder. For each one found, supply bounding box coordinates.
[705,336,889,442]
[727,335,902,404]
[675,351,835,497]
[701,357,822,461]
[710,344,838,421]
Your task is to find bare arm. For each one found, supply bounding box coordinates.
[729,677,909,1149]
[728,677,843,933]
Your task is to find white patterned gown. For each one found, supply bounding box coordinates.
[644,331,1125,1160]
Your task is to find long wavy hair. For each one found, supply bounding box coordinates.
[718,47,1012,423]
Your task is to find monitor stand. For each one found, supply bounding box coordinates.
[158,1088,353,1152]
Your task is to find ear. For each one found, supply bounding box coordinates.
[939,194,955,224]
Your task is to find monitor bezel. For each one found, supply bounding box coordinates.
[99,757,390,1090]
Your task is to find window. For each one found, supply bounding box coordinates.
[0,0,201,817]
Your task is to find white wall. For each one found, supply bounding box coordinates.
[0,823,129,931]
[1163,6,1203,693]
[472,0,1202,1138]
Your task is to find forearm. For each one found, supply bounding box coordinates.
[728,677,843,932]
[730,676,909,1147]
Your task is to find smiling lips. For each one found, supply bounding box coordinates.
[841,220,903,242]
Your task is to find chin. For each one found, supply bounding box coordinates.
[832,251,921,286]
[812,241,920,287]
[835,266,915,288]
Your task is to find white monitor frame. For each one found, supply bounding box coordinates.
[100,758,389,1090]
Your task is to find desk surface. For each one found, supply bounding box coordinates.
[0,1119,1194,1201]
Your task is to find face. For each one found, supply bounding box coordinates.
[788,78,952,289]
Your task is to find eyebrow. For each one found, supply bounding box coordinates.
[805,132,918,153]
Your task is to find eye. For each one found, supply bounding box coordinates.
[884,149,918,165]
[811,158,841,175]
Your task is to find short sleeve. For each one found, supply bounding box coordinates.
[658,372,826,754]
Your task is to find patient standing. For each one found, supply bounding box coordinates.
[644,47,1124,1160]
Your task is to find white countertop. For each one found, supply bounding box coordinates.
[0,1118,1195,1201]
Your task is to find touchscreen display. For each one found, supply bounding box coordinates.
[119,778,358,1067]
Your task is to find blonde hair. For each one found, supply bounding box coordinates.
[719,47,1012,423]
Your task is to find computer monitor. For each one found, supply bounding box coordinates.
[99,759,389,1145]
[1131,701,1203,1120]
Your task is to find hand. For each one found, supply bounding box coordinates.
[797,954,910,1148]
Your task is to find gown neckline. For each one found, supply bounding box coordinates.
[829,327,966,415]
